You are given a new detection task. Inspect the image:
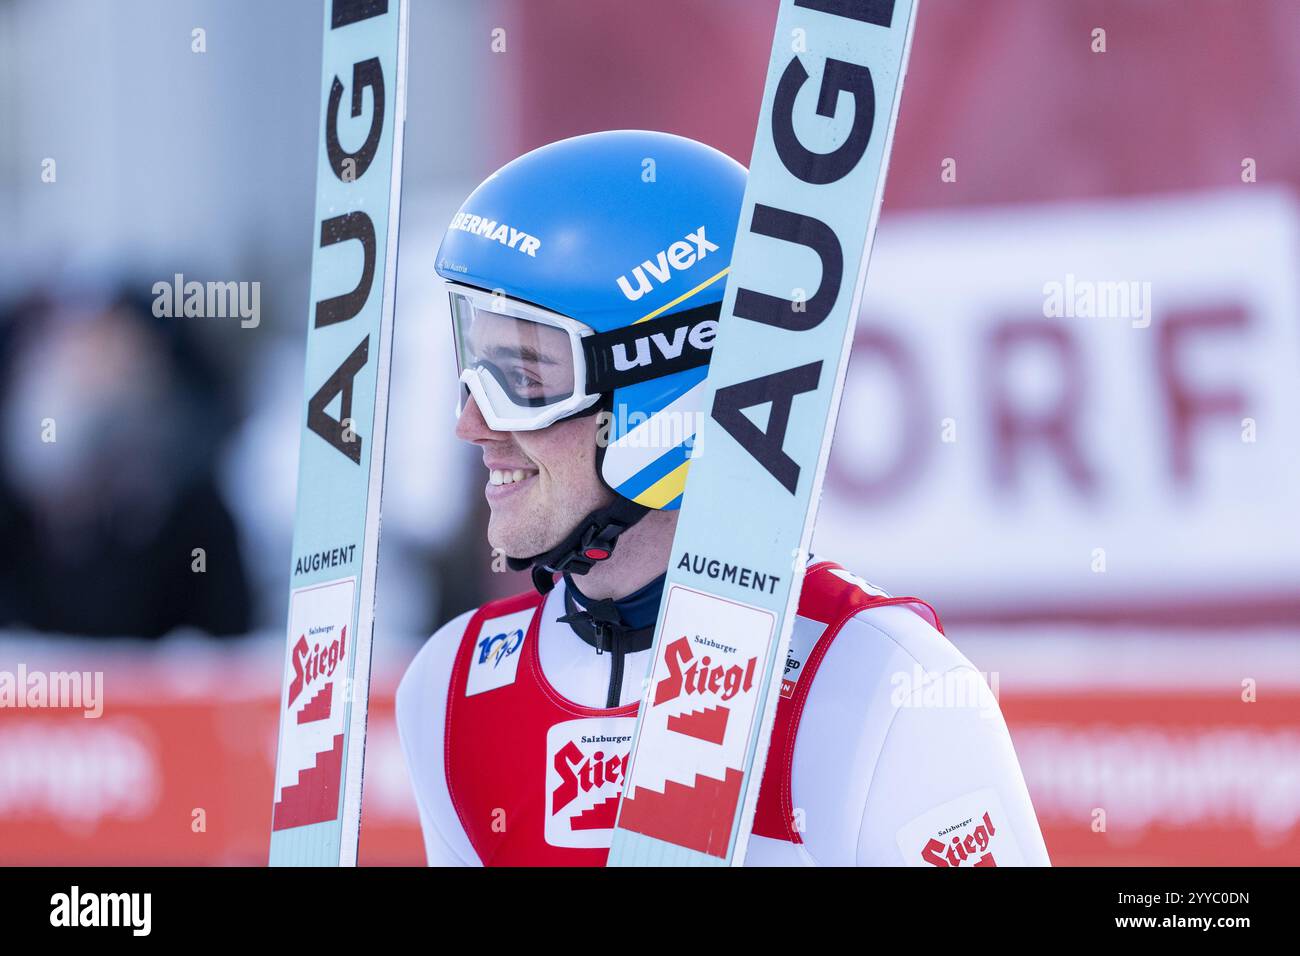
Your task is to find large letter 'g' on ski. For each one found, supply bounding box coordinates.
[712,362,823,494]
[331,0,389,30]
[326,57,385,183]
[794,0,895,27]
[772,55,875,186]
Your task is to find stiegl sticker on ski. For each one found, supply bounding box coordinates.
[269,0,409,868]
[609,0,919,866]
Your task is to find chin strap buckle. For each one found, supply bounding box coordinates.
[560,520,625,571]
[507,498,649,595]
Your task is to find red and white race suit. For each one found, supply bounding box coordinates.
[396,560,1050,866]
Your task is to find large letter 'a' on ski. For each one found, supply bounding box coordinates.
[712,361,822,493]
[610,0,918,867]
[270,0,409,867]
[307,336,370,464]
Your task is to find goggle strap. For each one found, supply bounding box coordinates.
[582,300,721,394]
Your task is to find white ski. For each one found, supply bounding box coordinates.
[269,0,408,867]
[609,0,918,866]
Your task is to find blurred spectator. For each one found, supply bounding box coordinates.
[0,286,251,637]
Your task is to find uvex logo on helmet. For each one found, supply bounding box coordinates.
[580,299,722,395]
[611,317,718,372]
[615,226,719,301]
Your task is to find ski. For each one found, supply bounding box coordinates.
[609,0,918,866]
[269,0,409,867]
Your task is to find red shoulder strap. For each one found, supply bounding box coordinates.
[750,561,943,846]
[467,588,546,626]
[795,560,943,634]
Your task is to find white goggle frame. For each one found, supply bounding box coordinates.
[447,281,601,432]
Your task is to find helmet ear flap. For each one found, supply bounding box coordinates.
[590,392,617,492]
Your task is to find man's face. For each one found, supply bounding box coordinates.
[454,309,614,558]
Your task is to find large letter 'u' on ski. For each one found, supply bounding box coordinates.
[712,361,823,494]
[732,205,842,332]
[315,211,377,329]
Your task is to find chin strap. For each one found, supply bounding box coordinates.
[506,496,650,595]
[556,585,657,708]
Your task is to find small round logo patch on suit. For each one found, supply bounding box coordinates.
[584,548,610,560]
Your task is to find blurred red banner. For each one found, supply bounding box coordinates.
[2,673,1295,866]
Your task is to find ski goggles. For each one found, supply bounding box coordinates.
[447,281,721,432]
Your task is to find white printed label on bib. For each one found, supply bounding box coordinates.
[465,608,532,697]
[780,616,827,699]
[545,716,637,848]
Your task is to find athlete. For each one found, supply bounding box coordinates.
[397,130,1050,866]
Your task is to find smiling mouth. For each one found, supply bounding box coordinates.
[488,468,538,487]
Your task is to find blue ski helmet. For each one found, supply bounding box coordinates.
[436,130,747,513]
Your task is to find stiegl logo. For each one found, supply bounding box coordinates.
[50,886,151,936]
[654,635,757,706]
[545,718,636,847]
[616,226,719,301]
[921,811,999,868]
[552,741,628,816]
[287,624,347,708]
